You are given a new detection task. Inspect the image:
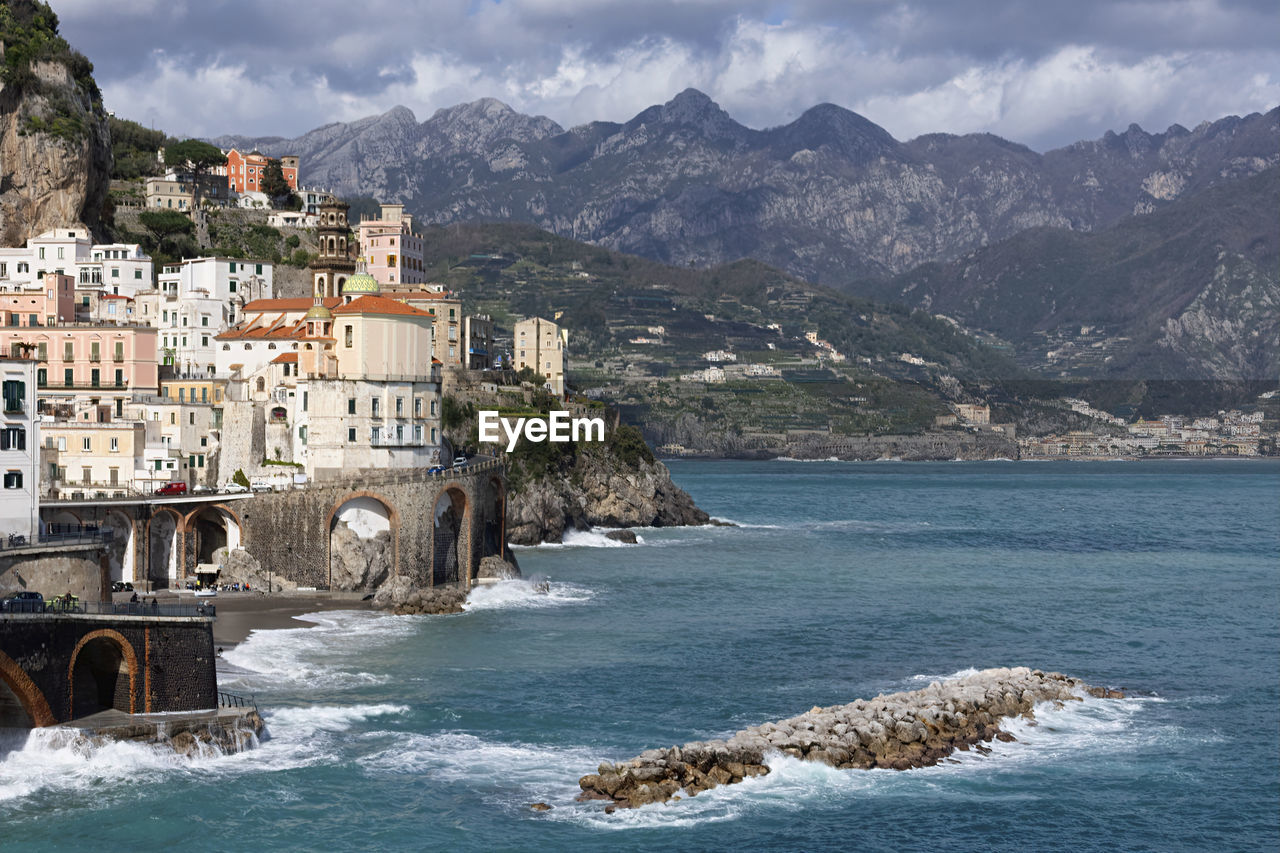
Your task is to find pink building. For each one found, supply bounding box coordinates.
[0,273,76,327]
[0,325,159,413]
[357,203,425,287]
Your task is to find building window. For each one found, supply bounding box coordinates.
[371,398,380,418]
[299,426,307,445]
[344,325,353,348]
[82,437,91,451]
[135,269,142,279]
[348,427,356,442]
[348,398,356,414]
[109,437,118,452]
[0,426,25,451]
[1,380,24,412]
[2,471,21,489]
[371,426,380,445]
[396,397,403,416]
[414,397,422,417]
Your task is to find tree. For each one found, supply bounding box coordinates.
[138,210,193,242]
[163,139,227,207]
[232,469,250,489]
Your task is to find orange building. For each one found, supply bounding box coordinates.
[225,149,298,194]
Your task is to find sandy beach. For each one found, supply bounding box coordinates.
[115,590,374,648]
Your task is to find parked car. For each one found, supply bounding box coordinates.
[222,482,249,494]
[191,484,213,494]
[0,591,44,613]
[111,581,134,593]
[155,481,188,496]
[427,465,446,475]
[249,480,273,493]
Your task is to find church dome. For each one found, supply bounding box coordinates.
[304,301,333,321]
[342,258,380,296]
[341,272,380,295]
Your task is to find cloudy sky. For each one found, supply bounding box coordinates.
[56,0,1279,151]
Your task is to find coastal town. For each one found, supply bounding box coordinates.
[3,143,1276,570]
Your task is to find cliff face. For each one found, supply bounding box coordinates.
[0,60,111,245]
[506,452,709,546]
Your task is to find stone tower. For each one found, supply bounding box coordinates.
[310,198,356,298]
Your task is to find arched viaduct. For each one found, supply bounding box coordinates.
[38,458,510,592]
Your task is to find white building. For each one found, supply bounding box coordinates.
[0,227,152,297]
[151,256,274,374]
[1,359,39,543]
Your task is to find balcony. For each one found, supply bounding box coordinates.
[2,399,24,414]
[37,379,129,390]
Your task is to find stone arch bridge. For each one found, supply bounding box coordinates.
[40,459,510,591]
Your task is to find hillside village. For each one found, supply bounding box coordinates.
[0,143,581,550]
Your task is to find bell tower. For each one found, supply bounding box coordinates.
[310,197,356,298]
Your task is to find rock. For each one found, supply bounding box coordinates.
[371,577,467,615]
[577,667,1123,809]
[528,803,552,812]
[213,547,298,593]
[477,555,521,580]
[604,529,638,544]
[0,56,111,246]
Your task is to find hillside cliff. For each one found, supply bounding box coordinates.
[0,1,111,244]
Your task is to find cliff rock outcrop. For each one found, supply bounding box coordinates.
[577,667,1125,809]
[506,454,709,545]
[0,8,112,245]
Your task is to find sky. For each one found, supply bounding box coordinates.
[55,0,1280,151]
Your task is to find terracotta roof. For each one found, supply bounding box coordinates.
[242,297,340,313]
[270,352,299,364]
[333,295,435,318]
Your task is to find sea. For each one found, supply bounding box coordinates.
[1,459,1277,851]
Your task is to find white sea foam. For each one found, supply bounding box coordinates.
[514,528,646,549]
[219,610,416,692]
[464,579,595,611]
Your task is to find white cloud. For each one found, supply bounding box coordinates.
[77,1,1279,148]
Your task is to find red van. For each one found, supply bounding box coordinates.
[154,482,188,496]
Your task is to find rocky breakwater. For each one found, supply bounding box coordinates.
[578,667,1125,810]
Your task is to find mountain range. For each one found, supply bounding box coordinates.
[213,91,1279,380]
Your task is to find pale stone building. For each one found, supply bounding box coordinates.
[514,316,567,395]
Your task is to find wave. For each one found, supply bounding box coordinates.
[219,610,417,692]
[464,579,595,612]
[513,528,646,549]
[772,456,842,463]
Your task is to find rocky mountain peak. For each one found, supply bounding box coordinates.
[625,88,747,141]
[770,102,901,162]
[424,97,562,153]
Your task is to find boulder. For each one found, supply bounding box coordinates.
[604,529,638,544]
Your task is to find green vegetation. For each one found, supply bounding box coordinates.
[108,116,171,179]
[232,469,250,489]
[0,1,100,105]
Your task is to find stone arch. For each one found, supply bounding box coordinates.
[46,508,82,536]
[433,486,470,587]
[0,650,55,727]
[182,503,244,567]
[146,507,182,589]
[68,629,138,718]
[102,509,136,584]
[326,492,399,590]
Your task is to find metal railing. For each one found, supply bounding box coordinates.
[2,599,214,618]
[0,528,114,551]
[217,691,257,711]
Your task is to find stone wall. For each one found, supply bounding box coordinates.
[0,613,217,726]
[0,544,106,603]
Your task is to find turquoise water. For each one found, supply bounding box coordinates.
[1,460,1277,851]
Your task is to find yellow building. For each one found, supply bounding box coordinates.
[514,316,567,395]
